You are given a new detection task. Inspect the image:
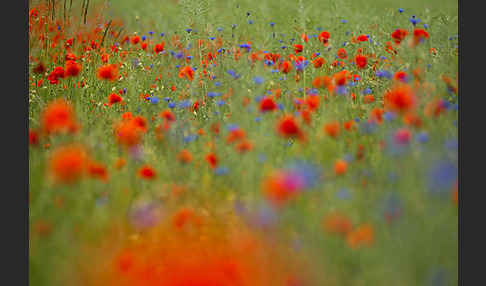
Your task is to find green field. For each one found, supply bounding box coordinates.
[29,0,458,285]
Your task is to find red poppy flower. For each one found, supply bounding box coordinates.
[384,84,416,113]
[108,93,122,105]
[312,57,325,68]
[97,64,119,81]
[138,165,156,180]
[413,29,429,45]
[205,153,219,169]
[391,28,409,44]
[276,115,304,139]
[337,48,348,59]
[324,121,340,138]
[279,61,292,74]
[29,129,39,146]
[49,144,88,184]
[154,42,165,54]
[33,62,46,74]
[355,54,368,69]
[41,99,79,135]
[130,35,140,45]
[178,66,194,81]
[259,97,277,112]
[47,67,65,84]
[318,31,331,45]
[356,34,369,42]
[65,60,81,77]
[293,44,303,54]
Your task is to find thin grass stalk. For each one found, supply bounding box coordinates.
[100,20,112,48]
[84,0,90,24]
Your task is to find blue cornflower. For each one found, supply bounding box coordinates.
[150,97,160,104]
[214,81,221,87]
[160,33,165,37]
[341,19,347,23]
[270,22,275,27]
[217,27,223,32]
[337,188,351,200]
[417,132,429,143]
[141,35,146,41]
[362,87,372,95]
[295,60,309,71]
[336,86,348,95]
[384,111,396,121]
[168,102,176,109]
[248,20,253,24]
[217,100,225,106]
[148,31,154,35]
[253,76,264,85]
[376,70,393,79]
[410,15,421,26]
[163,97,170,102]
[398,8,404,13]
[227,124,239,131]
[207,92,221,98]
[183,134,198,143]
[209,37,215,40]
[428,160,458,194]
[214,166,229,175]
[185,28,192,33]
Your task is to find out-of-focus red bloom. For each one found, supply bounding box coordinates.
[394,71,408,83]
[226,128,246,144]
[391,28,409,44]
[312,57,325,68]
[334,159,348,176]
[178,66,194,81]
[355,54,367,69]
[205,153,219,169]
[259,97,277,112]
[177,149,193,164]
[412,28,429,46]
[370,108,384,124]
[323,212,353,237]
[64,60,81,77]
[337,48,348,59]
[346,224,375,249]
[160,109,176,122]
[47,67,65,84]
[138,165,157,180]
[114,119,144,148]
[108,93,122,105]
[318,31,331,46]
[356,34,369,42]
[33,62,46,74]
[276,115,304,140]
[324,121,340,138]
[48,144,88,184]
[154,42,165,54]
[293,44,303,54]
[97,64,119,81]
[87,160,109,181]
[384,84,416,113]
[29,129,39,146]
[279,61,292,74]
[236,140,253,153]
[41,99,79,135]
[363,94,374,103]
[130,35,140,45]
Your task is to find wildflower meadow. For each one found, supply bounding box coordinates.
[28,0,458,285]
